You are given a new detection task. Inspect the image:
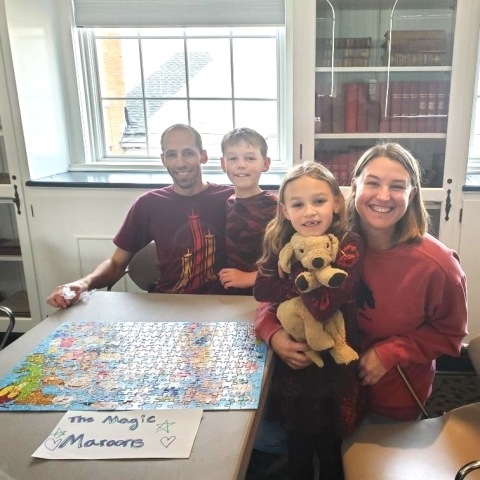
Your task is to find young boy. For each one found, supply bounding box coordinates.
[218,127,278,295]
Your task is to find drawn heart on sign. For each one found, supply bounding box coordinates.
[160,436,176,448]
[44,438,62,451]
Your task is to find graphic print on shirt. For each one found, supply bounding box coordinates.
[356,279,375,321]
[171,211,217,292]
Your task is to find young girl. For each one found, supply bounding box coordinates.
[254,162,367,480]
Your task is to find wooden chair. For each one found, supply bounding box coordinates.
[108,241,160,292]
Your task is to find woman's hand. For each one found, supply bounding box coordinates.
[270,328,312,370]
[358,347,387,386]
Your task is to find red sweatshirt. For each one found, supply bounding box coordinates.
[357,234,467,420]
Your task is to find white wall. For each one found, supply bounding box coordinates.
[5,0,70,180]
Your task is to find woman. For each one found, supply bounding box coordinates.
[255,143,468,427]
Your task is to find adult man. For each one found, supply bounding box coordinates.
[47,124,234,308]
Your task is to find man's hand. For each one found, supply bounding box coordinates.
[270,328,312,370]
[46,281,88,309]
[219,268,256,289]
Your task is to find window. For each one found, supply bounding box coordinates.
[80,27,282,165]
[468,35,480,174]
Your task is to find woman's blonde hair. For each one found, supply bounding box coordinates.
[346,142,430,245]
[258,162,347,276]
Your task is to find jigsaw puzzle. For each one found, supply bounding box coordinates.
[0,321,267,411]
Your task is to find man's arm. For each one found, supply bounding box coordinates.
[46,247,134,309]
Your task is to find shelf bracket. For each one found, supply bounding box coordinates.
[12,184,21,215]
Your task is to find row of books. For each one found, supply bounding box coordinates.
[316,150,366,186]
[315,80,449,134]
[382,30,447,67]
[316,151,444,188]
[316,37,372,68]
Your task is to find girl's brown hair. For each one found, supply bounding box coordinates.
[346,142,429,245]
[258,161,347,276]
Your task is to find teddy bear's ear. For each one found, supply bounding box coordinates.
[327,233,340,260]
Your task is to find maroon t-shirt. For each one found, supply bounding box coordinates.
[114,183,234,294]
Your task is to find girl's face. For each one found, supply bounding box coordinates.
[281,176,340,237]
[352,156,416,243]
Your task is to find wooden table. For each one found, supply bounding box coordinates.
[342,403,480,480]
[0,292,271,480]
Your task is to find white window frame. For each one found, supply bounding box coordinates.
[74,26,287,170]
[468,32,480,175]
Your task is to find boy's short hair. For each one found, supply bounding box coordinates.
[221,127,268,157]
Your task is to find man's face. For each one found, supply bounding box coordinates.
[161,128,207,195]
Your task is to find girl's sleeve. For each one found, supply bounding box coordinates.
[254,302,283,345]
[253,255,299,303]
[300,232,364,323]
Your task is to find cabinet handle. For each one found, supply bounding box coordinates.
[12,184,21,215]
[445,188,451,221]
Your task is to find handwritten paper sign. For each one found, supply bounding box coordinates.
[32,409,203,459]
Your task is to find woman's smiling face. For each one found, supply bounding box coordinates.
[353,156,417,243]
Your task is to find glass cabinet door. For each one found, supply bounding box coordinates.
[314,0,457,236]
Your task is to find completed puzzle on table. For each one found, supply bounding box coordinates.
[0,321,267,411]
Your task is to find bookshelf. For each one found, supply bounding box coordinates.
[289,0,480,248]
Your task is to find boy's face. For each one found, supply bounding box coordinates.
[161,128,207,196]
[220,140,270,198]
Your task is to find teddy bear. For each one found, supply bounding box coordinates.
[276,233,359,368]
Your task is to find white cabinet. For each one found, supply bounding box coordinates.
[291,0,480,250]
[0,7,41,332]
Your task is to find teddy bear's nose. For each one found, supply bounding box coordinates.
[312,258,324,269]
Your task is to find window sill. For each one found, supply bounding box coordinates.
[464,175,480,192]
[25,170,284,190]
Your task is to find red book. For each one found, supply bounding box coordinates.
[378,81,389,132]
[366,79,380,133]
[435,80,449,133]
[356,82,368,133]
[332,84,346,133]
[389,81,403,133]
[319,95,333,133]
[417,81,429,133]
[426,80,438,133]
[345,82,358,133]
[400,81,411,133]
[409,81,420,133]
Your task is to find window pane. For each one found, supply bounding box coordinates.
[140,28,184,37]
[190,100,233,158]
[96,28,139,37]
[187,39,231,98]
[235,100,278,160]
[97,39,142,98]
[142,39,186,98]
[232,27,277,36]
[147,99,189,157]
[187,27,231,37]
[104,99,146,156]
[233,38,277,98]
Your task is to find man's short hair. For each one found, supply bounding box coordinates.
[161,124,203,152]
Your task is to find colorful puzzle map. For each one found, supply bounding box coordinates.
[0,321,267,411]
